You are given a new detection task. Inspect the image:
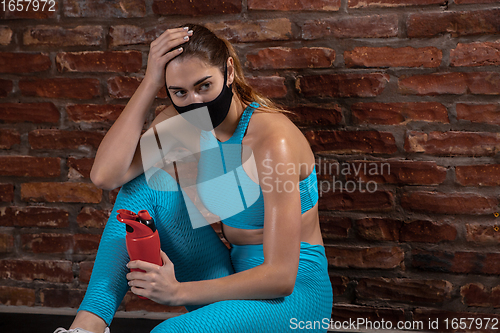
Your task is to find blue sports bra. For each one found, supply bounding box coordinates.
[196,102,318,230]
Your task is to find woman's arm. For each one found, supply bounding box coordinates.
[127,130,303,305]
[91,28,192,190]
[90,78,159,190]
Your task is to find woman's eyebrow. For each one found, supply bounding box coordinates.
[168,76,212,90]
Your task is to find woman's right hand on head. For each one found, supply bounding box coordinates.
[144,27,192,90]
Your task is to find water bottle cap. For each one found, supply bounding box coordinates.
[138,210,152,220]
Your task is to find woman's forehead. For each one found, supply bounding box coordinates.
[166,58,222,86]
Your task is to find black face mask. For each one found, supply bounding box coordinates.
[165,64,233,131]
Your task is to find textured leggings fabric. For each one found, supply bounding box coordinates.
[78,171,333,332]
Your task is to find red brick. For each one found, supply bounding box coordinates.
[451,42,500,67]
[407,9,500,38]
[466,223,500,243]
[67,157,94,179]
[123,291,187,313]
[22,233,100,254]
[21,233,73,254]
[0,129,20,149]
[412,249,500,275]
[77,206,110,229]
[0,286,35,306]
[456,103,500,126]
[302,15,398,39]
[40,288,86,308]
[0,183,14,202]
[319,190,394,212]
[326,246,404,269]
[297,73,390,98]
[331,276,349,296]
[0,156,60,177]
[0,259,73,282]
[24,25,103,46]
[399,72,500,95]
[56,51,142,73]
[349,0,444,7]
[205,19,293,43]
[345,46,441,68]
[0,232,14,253]
[352,102,448,125]
[109,25,152,47]
[79,261,94,284]
[346,160,447,185]
[29,129,105,150]
[400,220,457,243]
[108,76,147,99]
[249,0,340,10]
[0,26,12,45]
[401,191,497,215]
[19,78,101,99]
[287,104,342,126]
[305,130,397,154]
[21,182,102,203]
[153,0,240,16]
[2,206,69,228]
[245,76,287,98]
[0,207,13,226]
[66,104,124,123]
[0,79,13,97]
[356,218,402,241]
[246,47,335,70]
[316,158,340,181]
[64,0,146,17]
[0,1,58,19]
[456,164,500,186]
[456,0,500,2]
[357,278,452,303]
[460,283,500,308]
[414,309,500,333]
[0,102,59,123]
[0,52,51,73]
[74,234,101,254]
[320,216,351,240]
[333,304,405,328]
[405,131,500,156]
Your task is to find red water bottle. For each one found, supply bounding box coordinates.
[117,209,163,299]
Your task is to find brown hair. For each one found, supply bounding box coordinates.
[166,23,292,115]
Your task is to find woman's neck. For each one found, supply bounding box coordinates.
[213,97,246,141]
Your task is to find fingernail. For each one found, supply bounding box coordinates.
[183,36,189,40]
[178,47,183,52]
[183,27,189,30]
[187,30,193,35]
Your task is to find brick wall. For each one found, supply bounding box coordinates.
[1,0,500,330]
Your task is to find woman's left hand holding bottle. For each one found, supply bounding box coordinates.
[127,250,184,306]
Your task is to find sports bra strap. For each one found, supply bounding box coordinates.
[233,102,260,143]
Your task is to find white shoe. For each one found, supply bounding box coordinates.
[53,328,110,333]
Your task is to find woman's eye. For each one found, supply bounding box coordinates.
[174,90,185,97]
[200,82,211,91]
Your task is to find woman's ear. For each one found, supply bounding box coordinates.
[227,57,235,86]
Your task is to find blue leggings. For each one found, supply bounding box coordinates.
[78,171,333,332]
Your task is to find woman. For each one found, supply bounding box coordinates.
[56,23,332,333]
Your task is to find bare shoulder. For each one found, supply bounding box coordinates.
[249,110,307,150]
[246,109,314,175]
